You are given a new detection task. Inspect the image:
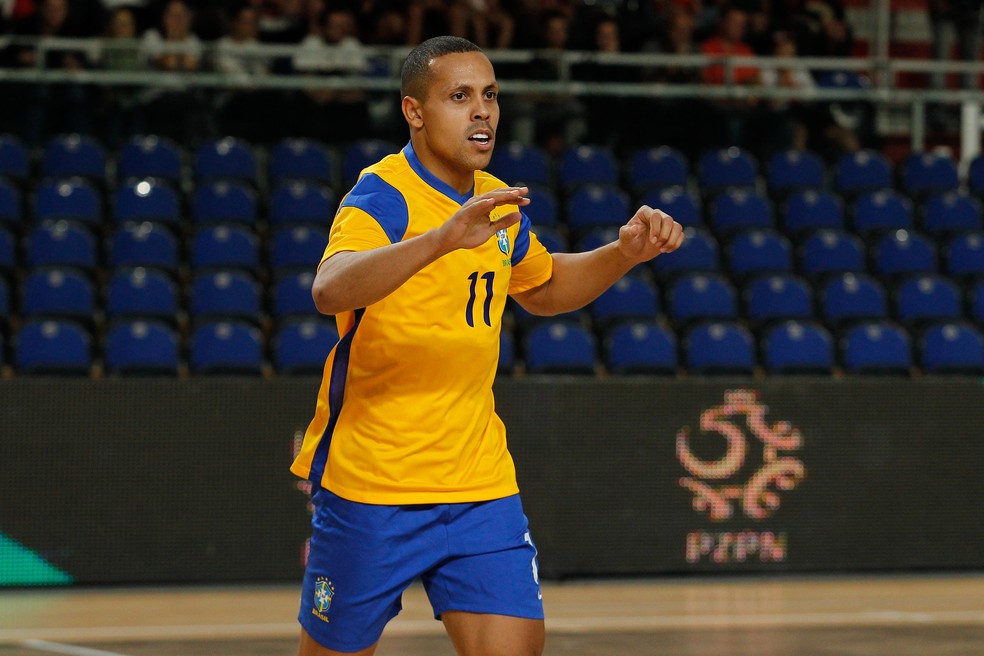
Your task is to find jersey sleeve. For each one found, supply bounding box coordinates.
[508,213,554,295]
[319,173,410,268]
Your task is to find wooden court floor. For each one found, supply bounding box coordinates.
[3,574,984,655]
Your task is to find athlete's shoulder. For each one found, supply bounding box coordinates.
[340,153,413,244]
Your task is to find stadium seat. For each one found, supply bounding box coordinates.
[833,149,892,197]
[272,271,318,319]
[726,229,793,279]
[852,190,914,236]
[782,190,844,235]
[117,135,183,183]
[499,328,515,374]
[766,149,825,197]
[36,178,102,224]
[523,186,558,226]
[798,229,866,279]
[971,280,984,323]
[709,188,774,234]
[871,230,937,278]
[744,273,815,325]
[189,270,262,321]
[628,146,688,193]
[0,226,14,274]
[921,191,982,236]
[697,147,758,195]
[192,181,257,225]
[0,133,29,181]
[559,144,618,189]
[0,177,22,227]
[819,273,888,326]
[21,268,95,320]
[894,275,962,327]
[195,137,257,185]
[899,150,959,199]
[684,321,755,374]
[534,225,568,253]
[270,226,330,272]
[841,321,912,375]
[269,138,335,185]
[523,321,597,374]
[762,320,834,374]
[589,275,659,329]
[113,179,180,225]
[651,227,719,280]
[104,320,180,375]
[920,322,984,375]
[191,224,259,270]
[189,320,264,374]
[567,184,630,233]
[604,321,678,375]
[15,319,92,375]
[269,182,336,226]
[488,142,551,187]
[41,134,107,182]
[509,300,583,333]
[273,319,339,374]
[944,232,984,279]
[969,153,984,198]
[26,221,97,270]
[639,187,702,228]
[343,140,400,186]
[109,223,179,272]
[105,268,179,321]
[667,273,738,324]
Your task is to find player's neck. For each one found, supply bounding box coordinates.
[410,140,475,196]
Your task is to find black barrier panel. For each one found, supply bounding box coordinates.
[1,378,984,586]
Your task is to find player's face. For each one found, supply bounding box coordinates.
[412,51,500,191]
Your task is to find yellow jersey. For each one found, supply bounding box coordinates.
[290,143,554,504]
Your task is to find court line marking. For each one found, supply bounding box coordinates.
[20,640,133,656]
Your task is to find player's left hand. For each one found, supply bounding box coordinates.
[617,205,684,263]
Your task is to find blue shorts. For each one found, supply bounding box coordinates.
[298,488,544,652]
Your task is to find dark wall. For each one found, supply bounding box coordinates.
[2,378,983,586]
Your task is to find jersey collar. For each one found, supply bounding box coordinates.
[403,142,475,206]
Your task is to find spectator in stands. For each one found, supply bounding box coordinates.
[928,0,983,131]
[758,29,815,151]
[574,14,637,152]
[96,6,148,148]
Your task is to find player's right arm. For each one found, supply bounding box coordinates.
[312,187,527,316]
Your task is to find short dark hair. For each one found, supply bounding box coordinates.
[400,36,483,100]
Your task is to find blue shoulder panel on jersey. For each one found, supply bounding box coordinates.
[511,213,533,266]
[340,173,409,244]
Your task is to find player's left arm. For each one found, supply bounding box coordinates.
[513,206,683,316]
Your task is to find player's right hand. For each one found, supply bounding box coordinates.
[436,186,529,252]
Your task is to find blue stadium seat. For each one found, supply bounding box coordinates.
[36,178,102,224]
[0,177,22,227]
[575,226,618,253]
[559,144,618,189]
[667,273,738,324]
[15,319,92,375]
[41,134,107,181]
[798,229,866,279]
[709,188,774,234]
[269,182,336,226]
[567,184,630,233]
[189,270,262,321]
[900,150,959,199]
[639,187,702,228]
[191,224,259,270]
[762,320,834,374]
[970,280,984,323]
[841,321,912,374]
[969,153,984,198]
[192,181,257,225]
[944,232,984,279]
[523,186,558,226]
[604,321,678,375]
[872,230,937,278]
[272,271,318,319]
[117,135,183,183]
[766,149,825,196]
[270,226,330,272]
[726,229,793,279]
[744,274,814,325]
[109,223,179,272]
[920,322,984,375]
[269,138,335,185]
[104,320,180,375]
[21,268,95,320]
[651,227,720,280]
[499,328,515,374]
[488,142,551,186]
[534,225,568,253]
[113,179,180,225]
[922,192,982,236]
[782,190,844,235]
[189,320,264,374]
[697,147,758,195]
[819,273,888,326]
[509,301,583,333]
[343,140,400,186]
[894,274,962,326]
[833,149,892,197]
[852,190,914,236]
[105,268,179,321]
[524,321,597,374]
[195,137,257,184]
[273,319,339,374]
[0,133,29,181]
[628,146,688,193]
[26,221,97,270]
[589,275,659,329]
[684,321,755,374]
[0,226,16,274]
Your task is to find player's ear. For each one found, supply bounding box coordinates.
[402,96,424,128]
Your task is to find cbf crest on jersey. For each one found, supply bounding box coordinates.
[496,228,510,255]
[312,576,335,623]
